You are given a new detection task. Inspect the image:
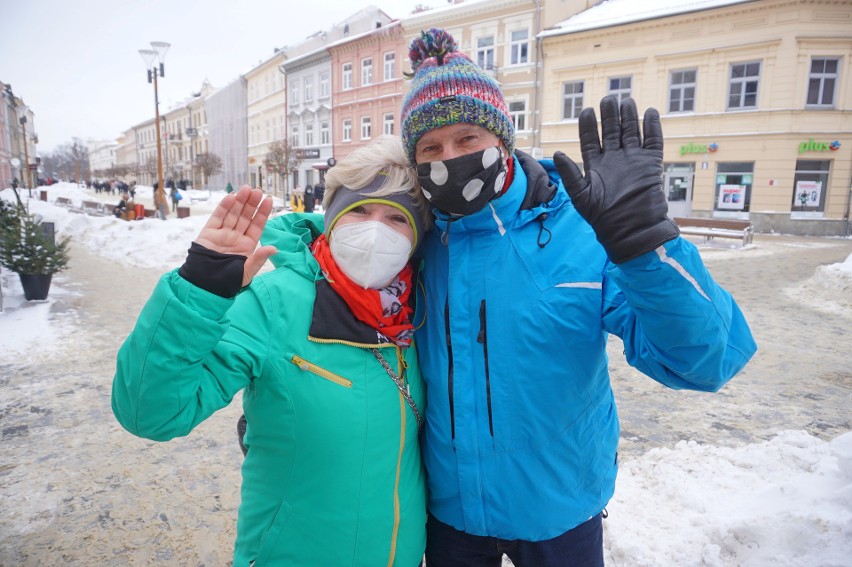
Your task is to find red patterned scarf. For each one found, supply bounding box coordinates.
[312,234,415,346]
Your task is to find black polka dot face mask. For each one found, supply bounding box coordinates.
[416,146,507,217]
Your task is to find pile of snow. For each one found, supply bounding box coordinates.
[785,252,852,318]
[604,430,852,566]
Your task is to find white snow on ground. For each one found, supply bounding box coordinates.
[2,183,851,566]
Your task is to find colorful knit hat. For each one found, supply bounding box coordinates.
[401,28,515,164]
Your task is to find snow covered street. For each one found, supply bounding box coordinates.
[1,184,851,566]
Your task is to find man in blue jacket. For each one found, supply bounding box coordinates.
[401,29,757,566]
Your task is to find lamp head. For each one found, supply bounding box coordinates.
[150,41,170,62]
[139,49,157,69]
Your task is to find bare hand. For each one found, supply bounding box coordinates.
[195,185,277,286]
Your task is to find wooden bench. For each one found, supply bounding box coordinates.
[674,217,754,246]
[55,197,73,207]
[81,200,108,216]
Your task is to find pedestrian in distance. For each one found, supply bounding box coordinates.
[112,192,134,219]
[290,187,305,213]
[170,186,183,212]
[112,135,431,566]
[400,28,757,566]
[314,181,325,212]
[304,184,315,213]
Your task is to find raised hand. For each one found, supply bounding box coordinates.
[553,95,679,264]
[195,185,277,286]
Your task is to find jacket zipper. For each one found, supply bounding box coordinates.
[445,301,456,439]
[387,347,405,567]
[477,299,494,436]
[289,354,352,388]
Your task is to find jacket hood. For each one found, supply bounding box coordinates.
[261,212,325,276]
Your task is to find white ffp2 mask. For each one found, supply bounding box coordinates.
[330,221,412,289]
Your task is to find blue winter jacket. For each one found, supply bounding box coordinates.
[415,151,757,541]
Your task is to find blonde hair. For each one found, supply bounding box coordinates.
[323,135,431,230]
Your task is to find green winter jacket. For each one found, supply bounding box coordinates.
[112,213,427,566]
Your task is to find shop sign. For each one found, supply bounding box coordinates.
[680,142,718,156]
[798,139,841,154]
[296,148,321,159]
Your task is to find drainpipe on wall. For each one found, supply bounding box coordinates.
[531,0,542,157]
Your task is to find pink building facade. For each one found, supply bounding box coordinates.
[329,22,408,162]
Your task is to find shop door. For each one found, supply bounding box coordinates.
[663,165,694,218]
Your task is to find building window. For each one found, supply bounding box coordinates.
[476,36,495,70]
[608,76,632,103]
[727,61,760,110]
[384,52,395,81]
[509,101,526,131]
[562,81,584,120]
[806,57,839,108]
[714,162,753,213]
[304,77,313,102]
[304,124,314,146]
[669,69,696,113]
[342,119,352,142]
[319,72,330,98]
[290,125,300,147]
[342,63,353,90]
[792,160,830,214]
[320,121,330,145]
[361,116,371,140]
[383,113,394,135]
[509,30,529,65]
[361,57,372,86]
[289,81,299,105]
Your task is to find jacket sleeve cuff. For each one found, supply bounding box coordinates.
[178,242,246,298]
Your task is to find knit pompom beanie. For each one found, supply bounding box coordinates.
[401,28,515,163]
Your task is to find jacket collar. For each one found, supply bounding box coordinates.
[261,213,394,346]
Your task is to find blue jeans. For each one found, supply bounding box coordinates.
[425,513,604,567]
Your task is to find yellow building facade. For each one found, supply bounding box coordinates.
[540,0,852,235]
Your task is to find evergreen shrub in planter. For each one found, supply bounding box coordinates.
[0,200,71,300]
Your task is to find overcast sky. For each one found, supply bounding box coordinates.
[1,0,440,154]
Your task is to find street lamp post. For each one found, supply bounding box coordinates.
[139,41,170,219]
[17,108,33,197]
[186,104,197,190]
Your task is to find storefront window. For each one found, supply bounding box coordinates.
[791,160,830,215]
[714,162,753,214]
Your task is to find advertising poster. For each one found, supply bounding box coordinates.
[795,180,822,207]
[717,184,746,210]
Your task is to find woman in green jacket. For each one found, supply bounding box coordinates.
[112,135,430,566]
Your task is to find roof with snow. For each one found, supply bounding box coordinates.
[541,0,759,37]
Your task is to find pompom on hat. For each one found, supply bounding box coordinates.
[401,28,515,163]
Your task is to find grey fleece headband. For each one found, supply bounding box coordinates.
[324,175,425,254]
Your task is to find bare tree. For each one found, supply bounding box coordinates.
[263,140,303,198]
[143,156,158,181]
[195,153,223,189]
[40,137,91,182]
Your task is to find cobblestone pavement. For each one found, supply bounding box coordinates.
[0,234,850,565]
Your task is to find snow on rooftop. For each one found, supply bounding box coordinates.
[543,0,758,37]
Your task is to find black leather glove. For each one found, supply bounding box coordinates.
[553,96,679,264]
